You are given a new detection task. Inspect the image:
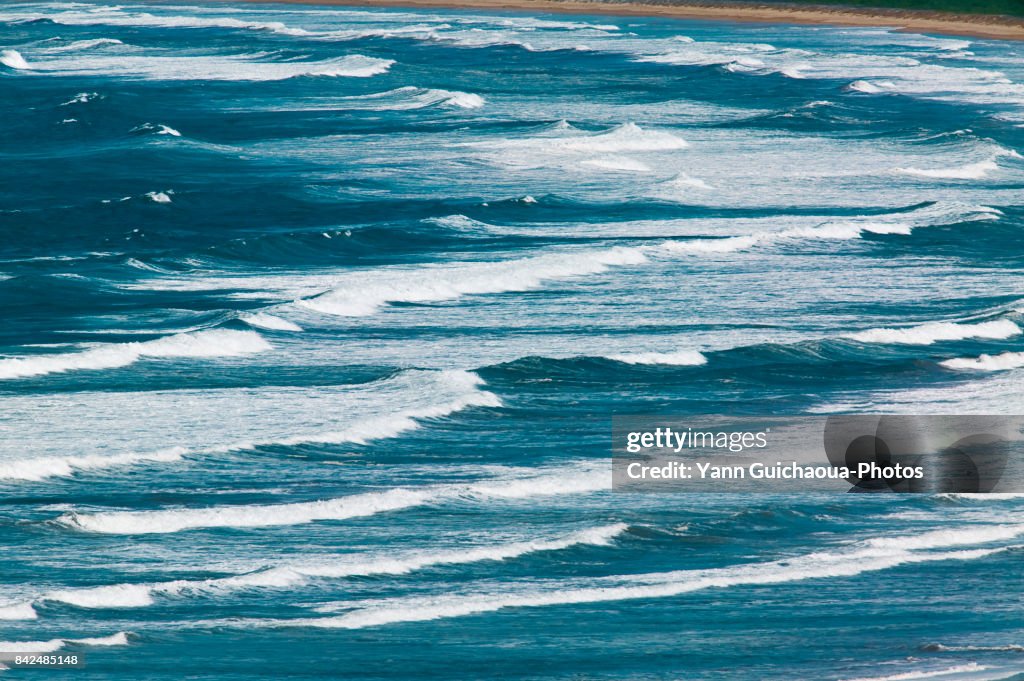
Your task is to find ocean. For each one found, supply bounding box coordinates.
[1,2,1023,679]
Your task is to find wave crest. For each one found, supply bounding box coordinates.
[0,329,270,380]
[848,319,1020,345]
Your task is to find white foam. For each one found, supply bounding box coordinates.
[241,313,303,332]
[35,524,627,610]
[298,546,1008,628]
[0,368,495,481]
[70,632,130,647]
[607,350,707,366]
[57,461,607,534]
[0,329,270,380]
[840,663,988,681]
[661,202,999,255]
[330,87,485,111]
[662,235,761,254]
[0,632,129,653]
[0,639,64,654]
[896,159,1000,180]
[663,172,711,190]
[0,447,187,483]
[131,123,181,136]
[0,49,29,69]
[297,247,648,317]
[441,91,485,109]
[537,122,688,154]
[848,79,890,94]
[10,51,394,81]
[60,91,99,105]
[848,319,1020,345]
[579,157,651,172]
[0,602,37,621]
[21,8,314,36]
[43,584,157,609]
[0,369,497,482]
[864,523,1024,551]
[291,525,1016,628]
[940,351,1024,372]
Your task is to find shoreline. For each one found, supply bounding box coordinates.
[232,0,1024,40]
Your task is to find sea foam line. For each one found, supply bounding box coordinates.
[12,524,627,618]
[0,369,499,482]
[122,202,999,318]
[280,524,1021,629]
[895,159,1000,180]
[56,461,609,534]
[295,202,975,317]
[0,329,270,380]
[1,45,394,81]
[839,663,989,681]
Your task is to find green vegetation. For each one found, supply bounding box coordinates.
[758,0,1024,17]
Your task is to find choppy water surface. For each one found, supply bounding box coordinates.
[1,3,1023,679]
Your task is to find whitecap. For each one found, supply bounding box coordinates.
[297,247,648,317]
[0,49,29,69]
[847,319,1020,345]
[33,524,627,609]
[940,351,1024,372]
[60,91,100,105]
[45,38,123,52]
[57,461,607,534]
[279,526,1017,628]
[9,51,394,81]
[0,632,129,653]
[0,328,270,380]
[895,159,999,180]
[131,122,181,136]
[0,602,38,621]
[662,172,711,190]
[0,370,497,482]
[839,663,988,681]
[240,313,303,332]
[607,350,707,366]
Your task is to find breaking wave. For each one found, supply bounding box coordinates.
[281,524,1021,628]
[56,461,608,534]
[847,319,1020,345]
[0,632,129,655]
[297,247,648,316]
[241,312,303,332]
[6,51,394,81]
[607,350,708,366]
[940,351,1024,372]
[0,370,499,482]
[0,329,270,380]
[895,159,1000,180]
[0,49,29,69]
[21,524,626,615]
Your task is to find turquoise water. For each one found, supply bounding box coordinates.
[1,2,1023,679]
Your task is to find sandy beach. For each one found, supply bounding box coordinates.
[232,0,1024,39]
